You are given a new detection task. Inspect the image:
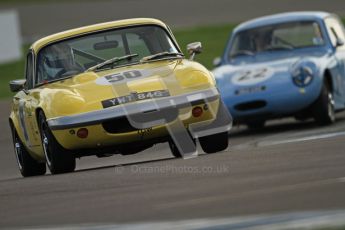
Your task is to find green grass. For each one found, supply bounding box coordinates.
[174,24,235,69]
[0,45,29,99]
[0,24,235,99]
[0,56,25,99]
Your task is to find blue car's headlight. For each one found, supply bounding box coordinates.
[291,60,317,87]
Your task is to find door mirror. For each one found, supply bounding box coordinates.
[9,79,26,92]
[213,57,222,67]
[187,42,202,60]
[336,38,344,47]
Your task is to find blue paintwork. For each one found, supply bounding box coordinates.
[213,11,345,122]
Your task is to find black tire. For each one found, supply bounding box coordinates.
[10,125,46,177]
[199,132,229,154]
[38,111,76,174]
[246,120,266,130]
[168,137,196,158]
[312,83,335,125]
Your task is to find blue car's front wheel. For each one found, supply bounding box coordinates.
[312,83,335,125]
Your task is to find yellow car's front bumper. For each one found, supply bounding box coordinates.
[49,88,224,150]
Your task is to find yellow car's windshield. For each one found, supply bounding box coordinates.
[36,25,179,84]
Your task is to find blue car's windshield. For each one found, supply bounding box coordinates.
[229,21,325,59]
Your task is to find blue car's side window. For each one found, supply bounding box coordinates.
[324,17,345,49]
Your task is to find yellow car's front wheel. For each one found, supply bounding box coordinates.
[39,112,76,174]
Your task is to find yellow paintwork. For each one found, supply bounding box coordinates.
[9,18,219,161]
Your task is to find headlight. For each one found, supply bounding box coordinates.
[291,60,317,87]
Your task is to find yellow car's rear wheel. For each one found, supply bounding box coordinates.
[10,125,46,177]
[38,111,76,174]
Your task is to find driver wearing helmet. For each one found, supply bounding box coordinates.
[37,43,83,83]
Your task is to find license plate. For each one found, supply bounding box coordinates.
[102,90,170,108]
[235,86,266,95]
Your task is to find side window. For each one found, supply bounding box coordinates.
[325,17,345,48]
[25,52,34,89]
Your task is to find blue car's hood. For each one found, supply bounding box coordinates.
[213,50,329,87]
[213,58,296,86]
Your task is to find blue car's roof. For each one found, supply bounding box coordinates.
[235,11,332,32]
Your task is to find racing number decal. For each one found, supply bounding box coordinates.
[238,68,267,81]
[237,71,251,82]
[95,67,172,86]
[237,68,267,82]
[96,70,144,85]
[232,67,274,86]
[104,70,142,83]
[124,70,142,79]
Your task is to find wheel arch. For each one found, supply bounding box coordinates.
[8,114,39,161]
[8,117,15,136]
[9,114,22,143]
[35,107,45,127]
[323,69,334,93]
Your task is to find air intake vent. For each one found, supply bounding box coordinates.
[102,117,137,133]
[234,100,267,111]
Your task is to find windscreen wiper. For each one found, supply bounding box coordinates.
[85,53,139,72]
[140,52,184,62]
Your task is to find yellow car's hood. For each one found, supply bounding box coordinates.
[38,59,215,117]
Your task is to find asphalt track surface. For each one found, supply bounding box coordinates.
[1,97,345,228]
[2,0,345,41]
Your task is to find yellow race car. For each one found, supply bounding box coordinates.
[9,18,232,177]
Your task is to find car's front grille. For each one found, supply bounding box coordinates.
[234,100,267,111]
[102,117,138,133]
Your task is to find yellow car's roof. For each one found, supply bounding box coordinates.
[31,18,168,53]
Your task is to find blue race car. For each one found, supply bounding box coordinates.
[213,12,345,129]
